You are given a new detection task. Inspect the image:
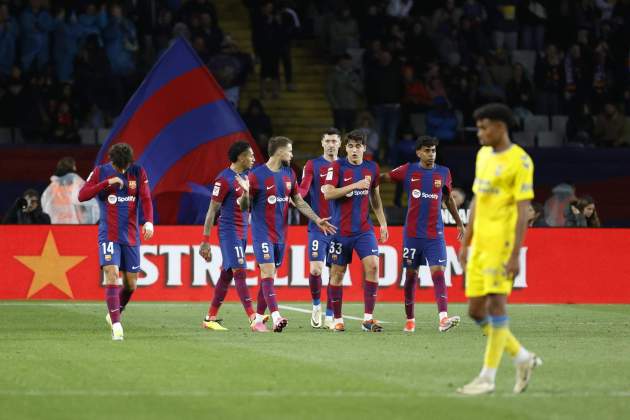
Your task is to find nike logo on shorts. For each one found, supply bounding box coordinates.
[438,259,446,263]
[132,265,141,270]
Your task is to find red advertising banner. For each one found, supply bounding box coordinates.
[1,226,629,303]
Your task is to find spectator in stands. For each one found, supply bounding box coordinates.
[462,0,487,25]
[328,5,359,57]
[41,157,99,224]
[517,0,547,51]
[534,43,565,115]
[277,2,298,92]
[565,195,601,227]
[0,3,19,78]
[458,15,488,67]
[77,3,107,46]
[196,11,224,55]
[359,3,386,45]
[387,0,414,19]
[401,64,432,128]
[590,42,614,112]
[426,96,458,143]
[355,111,380,161]
[53,8,85,83]
[489,0,519,51]
[103,4,138,77]
[326,53,362,133]
[544,182,576,226]
[563,44,592,110]
[507,63,535,127]
[527,201,548,227]
[432,0,462,37]
[208,38,253,107]
[594,102,625,146]
[566,102,595,144]
[405,21,438,66]
[365,50,403,163]
[253,1,281,99]
[52,100,79,144]
[3,189,51,224]
[19,0,56,72]
[242,99,273,156]
[74,34,117,119]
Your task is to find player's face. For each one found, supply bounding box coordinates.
[476,119,504,146]
[345,140,365,164]
[417,145,436,166]
[275,144,293,165]
[321,134,341,157]
[239,147,255,169]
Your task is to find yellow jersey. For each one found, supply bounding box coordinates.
[471,144,534,247]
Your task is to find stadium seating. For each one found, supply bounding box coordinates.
[511,49,537,77]
[513,131,536,147]
[551,115,568,141]
[0,128,12,144]
[537,131,563,148]
[524,115,549,133]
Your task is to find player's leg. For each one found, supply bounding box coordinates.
[119,271,137,314]
[118,244,140,315]
[402,236,422,332]
[307,231,326,328]
[100,241,124,340]
[328,263,347,331]
[356,232,382,332]
[422,238,459,331]
[255,242,287,332]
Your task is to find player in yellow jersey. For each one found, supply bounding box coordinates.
[457,103,542,395]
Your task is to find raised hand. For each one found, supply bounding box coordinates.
[235,175,250,194]
[108,177,124,189]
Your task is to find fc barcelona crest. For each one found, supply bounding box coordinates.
[285,181,292,190]
[434,179,442,188]
[128,180,137,190]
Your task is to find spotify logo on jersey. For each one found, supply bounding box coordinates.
[345,191,353,198]
[267,195,277,204]
[107,194,117,204]
[412,189,421,199]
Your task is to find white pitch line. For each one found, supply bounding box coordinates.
[0,389,628,399]
[279,304,392,324]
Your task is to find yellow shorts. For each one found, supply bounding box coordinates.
[465,245,513,298]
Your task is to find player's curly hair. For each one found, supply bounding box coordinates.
[473,103,516,129]
[108,143,134,169]
[345,129,366,145]
[268,136,293,156]
[228,141,252,163]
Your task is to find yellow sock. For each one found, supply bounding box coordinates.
[504,329,522,358]
[483,325,509,369]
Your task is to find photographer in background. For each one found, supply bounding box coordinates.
[565,195,600,227]
[2,189,51,224]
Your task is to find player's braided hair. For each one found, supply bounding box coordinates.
[108,143,134,169]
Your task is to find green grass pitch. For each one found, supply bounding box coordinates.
[1,302,629,420]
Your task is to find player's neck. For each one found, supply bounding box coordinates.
[419,161,434,169]
[492,135,512,153]
[347,157,363,166]
[112,164,128,174]
[266,157,283,172]
[230,163,245,173]
[322,154,337,163]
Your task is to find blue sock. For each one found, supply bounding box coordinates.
[325,308,333,317]
[313,298,321,306]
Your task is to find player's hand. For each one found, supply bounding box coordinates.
[108,177,124,189]
[505,254,520,279]
[316,217,337,235]
[456,224,466,241]
[142,222,154,240]
[458,246,468,270]
[235,175,250,194]
[379,225,389,243]
[199,242,212,262]
[354,177,370,190]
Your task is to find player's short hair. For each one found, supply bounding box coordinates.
[345,129,366,145]
[473,103,516,128]
[322,127,341,139]
[108,143,134,169]
[268,136,293,156]
[228,141,252,163]
[416,136,439,150]
[23,188,39,199]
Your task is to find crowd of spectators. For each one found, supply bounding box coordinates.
[315,0,630,163]
[0,0,256,143]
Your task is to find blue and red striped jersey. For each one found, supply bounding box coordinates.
[80,163,153,246]
[299,156,335,232]
[248,164,298,244]
[390,163,452,239]
[324,158,380,237]
[212,168,249,240]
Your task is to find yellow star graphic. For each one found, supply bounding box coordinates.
[14,231,87,298]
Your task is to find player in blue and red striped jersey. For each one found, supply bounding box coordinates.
[381,136,465,333]
[78,143,154,341]
[298,128,341,329]
[240,136,336,333]
[198,141,261,332]
[322,130,389,332]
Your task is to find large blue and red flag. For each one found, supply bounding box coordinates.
[95,37,263,224]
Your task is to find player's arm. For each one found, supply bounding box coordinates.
[458,197,475,268]
[506,199,530,278]
[138,167,154,240]
[239,173,256,211]
[291,193,337,235]
[199,200,222,262]
[443,191,465,240]
[369,185,389,243]
[379,164,406,184]
[78,168,123,201]
[297,160,313,198]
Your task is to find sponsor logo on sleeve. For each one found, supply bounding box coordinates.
[212,182,221,197]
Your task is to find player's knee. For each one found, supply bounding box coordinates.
[103,267,118,284]
[468,307,485,322]
[364,262,378,280]
[310,267,322,277]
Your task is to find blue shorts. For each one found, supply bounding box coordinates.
[253,240,286,267]
[402,236,447,268]
[308,230,332,263]
[98,241,140,272]
[219,236,247,270]
[327,231,379,266]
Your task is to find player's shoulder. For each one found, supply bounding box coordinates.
[364,159,379,171]
[508,144,533,169]
[216,167,233,181]
[250,164,266,176]
[477,146,493,159]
